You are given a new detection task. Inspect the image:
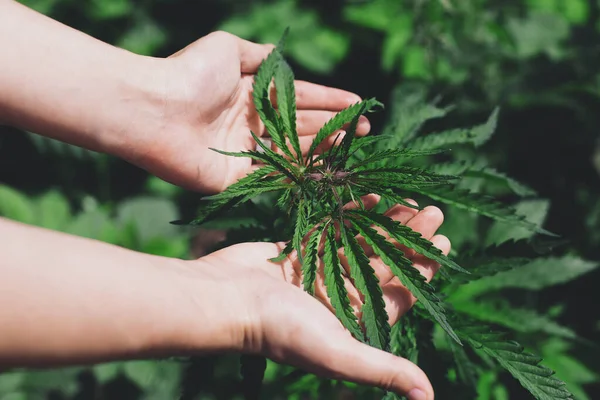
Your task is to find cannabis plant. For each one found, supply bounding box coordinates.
[176,35,578,400]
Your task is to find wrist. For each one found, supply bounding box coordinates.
[146,257,253,357]
[97,53,170,163]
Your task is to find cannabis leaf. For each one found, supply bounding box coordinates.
[174,32,570,400]
[457,320,574,400]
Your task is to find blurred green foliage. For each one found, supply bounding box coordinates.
[1,0,599,399]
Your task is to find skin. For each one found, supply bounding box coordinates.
[0,1,450,398]
[0,0,369,193]
[0,201,448,400]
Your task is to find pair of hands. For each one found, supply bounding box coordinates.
[0,11,444,397]
[133,32,447,399]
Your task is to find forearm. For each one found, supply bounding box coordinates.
[0,0,166,161]
[0,217,243,367]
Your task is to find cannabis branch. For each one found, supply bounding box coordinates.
[174,34,574,400]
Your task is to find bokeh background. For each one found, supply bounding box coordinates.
[0,0,599,399]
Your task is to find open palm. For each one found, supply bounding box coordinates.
[198,197,449,399]
[141,31,369,193]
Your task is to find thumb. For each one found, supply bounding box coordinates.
[236,37,275,73]
[308,335,434,400]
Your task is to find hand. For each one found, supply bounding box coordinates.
[133,31,370,193]
[190,198,449,399]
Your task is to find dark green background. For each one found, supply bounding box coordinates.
[0,0,598,399]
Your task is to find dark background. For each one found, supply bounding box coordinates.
[0,0,598,399]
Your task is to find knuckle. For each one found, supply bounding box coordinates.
[377,373,397,392]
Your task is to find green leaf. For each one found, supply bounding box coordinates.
[540,338,597,400]
[349,148,446,170]
[301,224,325,295]
[269,240,293,263]
[453,302,578,340]
[338,99,383,168]
[251,45,292,158]
[173,196,245,226]
[0,185,36,224]
[116,197,180,245]
[211,144,299,184]
[460,255,598,292]
[457,321,574,400]
[451,256,532,284]
[351,209,469,274]
[464,167,537,197]
[448,335,479,392]
[339,224,390,350]
[349,181,420,210]
[486,199,550,246]
[350,218,461,344]
[36,190,71,230]
[414,186,552,235]
[390,314,419,364]
[381,83,451,145]
[292,200,310,264]
[353,167,458,189]
[307,98,382,164]
[274,57,301,160]
[322,224,364,341]
[409,108,499,150]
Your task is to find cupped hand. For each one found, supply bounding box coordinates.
[136,31,369,193]
[195,198,450,399]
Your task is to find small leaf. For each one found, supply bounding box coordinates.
[251,45,292,158]
[414,186,554,235]
[486,199,551,246]
[323,224,364,341]
[337,99,383,168]
[340,224,390,350]
[269,241,293,263]
[453,302,578,340]
[409,108,499,150]
[457,320,574,400]
[0,184,36,224]
[307,98,382,164]
[464,167,537,197]
[274,57,301,161]
[292,200,311,264]
[463,255,598,292]
[381,83,451,145]
[301,224,326,295]
[351,219,461,344]
[349,148,446,170]
[351,209,469,274]
[451,256,531,283]
[211,146,299,183]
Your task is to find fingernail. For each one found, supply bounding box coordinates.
[407,388,427,400]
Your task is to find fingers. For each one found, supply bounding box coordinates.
[409,234,450,282]
[235,36,275,73]
[401,206,445,258]
[314,335,433,399]
[270,80,362,111]
[264,111,369,157]
[296,111,370,137]
[358,200,420,257]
